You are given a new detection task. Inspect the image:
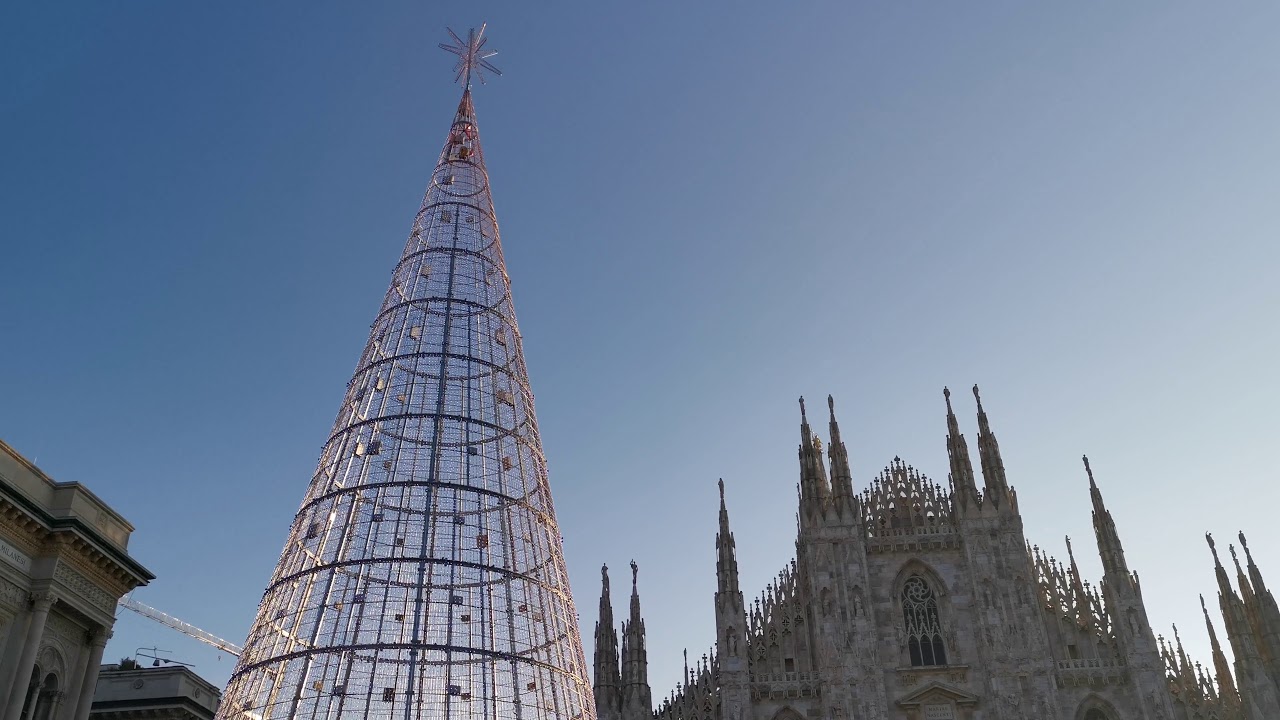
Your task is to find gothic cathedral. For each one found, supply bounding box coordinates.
[591,388,1280,720]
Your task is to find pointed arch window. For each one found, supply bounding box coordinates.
[902,575,947,666]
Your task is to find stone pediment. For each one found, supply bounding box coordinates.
[896,681,979,707]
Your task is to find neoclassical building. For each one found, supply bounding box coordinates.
[592,389,1280,720]
[0,440,152,720]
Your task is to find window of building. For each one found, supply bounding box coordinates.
[902,575,947,666]
[30,672,58,720]
[1083,711,1110,720]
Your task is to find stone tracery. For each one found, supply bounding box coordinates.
[861,459,953,537]
[902,576,947,667]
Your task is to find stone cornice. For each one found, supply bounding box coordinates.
[0,491,151,588]
[0,507,45,556]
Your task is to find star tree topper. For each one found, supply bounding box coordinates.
[440,24,502,87]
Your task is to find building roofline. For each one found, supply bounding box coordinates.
[0,438,136,532]
[0,438,153,583]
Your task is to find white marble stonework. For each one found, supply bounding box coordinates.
[594,394,1280,720]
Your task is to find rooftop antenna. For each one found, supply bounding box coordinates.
[439,24,502,88]
[134,647,194,668]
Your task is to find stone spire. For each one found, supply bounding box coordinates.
[1203,593,1240,701]
[620,561,652,720]
[797,397,831,517]
[826,395,855,502]
[714,480,750,714]
[1086,457,1176,714]
[1240,532,1280,689]
[1232,544,1255,600]
[1210,534,1237,606]
[1172,624,1195,686]
[1065,537,1092,628]
[1242,533,1273,598]
[972,385,1013,509]
[594,564,621,720]
[716,479,740,596]
[1231,544,1266,641]
[1208,532,1280,718]
[944,387,979,508]
[1085,456,1130,580]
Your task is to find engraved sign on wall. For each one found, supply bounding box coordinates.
[924,703,956,720]
[0,538,31,573]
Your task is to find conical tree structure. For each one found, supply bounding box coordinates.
[217,82,595,720]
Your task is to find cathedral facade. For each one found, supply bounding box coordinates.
[591,388,1280,720]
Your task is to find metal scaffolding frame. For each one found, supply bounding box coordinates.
[216,30,595,720]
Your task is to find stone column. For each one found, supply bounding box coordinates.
[40,690,65,720]
[0,611,31,716]
[68,629,109,720]
[2,593,54,720]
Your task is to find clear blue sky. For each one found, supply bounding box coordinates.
[3,1,1278,695]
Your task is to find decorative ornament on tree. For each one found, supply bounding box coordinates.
[439,24,502,86]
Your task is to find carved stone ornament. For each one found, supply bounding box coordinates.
[0,575,25,609]
[45,611,82,644]
[36,644,67,679]
[895,681,979,713]
[53,561,116,614]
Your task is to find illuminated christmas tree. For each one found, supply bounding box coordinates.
[217,27,595,720]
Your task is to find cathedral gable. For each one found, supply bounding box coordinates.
[862,459,960,554]
[895,682,979,718]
